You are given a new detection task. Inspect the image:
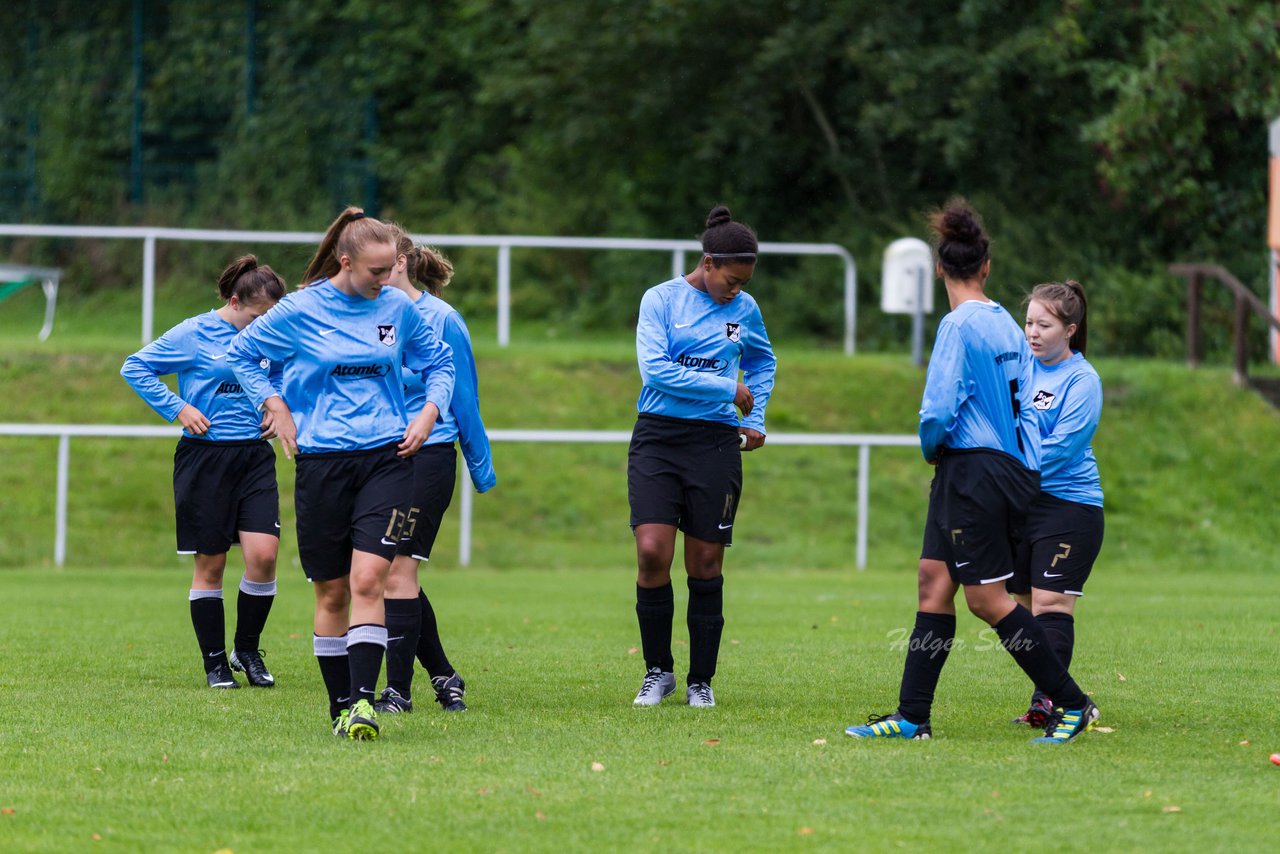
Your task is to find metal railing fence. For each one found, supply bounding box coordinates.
[0,225,860,354]
[0,425,916,570]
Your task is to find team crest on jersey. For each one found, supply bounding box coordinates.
[725,322,741,343]
[1032,389,1056,410]
[259,358,270,370]
[377,324,397,346]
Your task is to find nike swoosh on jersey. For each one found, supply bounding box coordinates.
[1043,572,1063,578]
[380,537,398,546]
[211,353,228,360]
[718,523,733,530]
[955,561,971,568]
[675,322,693,328]
[319,328,339,336]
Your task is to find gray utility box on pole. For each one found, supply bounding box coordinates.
[882,237,934,367]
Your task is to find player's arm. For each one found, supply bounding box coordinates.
[918,320,967,463]
[443,314,496,492]
[400,310,456,457]
[227,301,299,457]
[636,290,736,401]
[738,301,776,450]
[120,323,207,432]
[1041,373,1102,481]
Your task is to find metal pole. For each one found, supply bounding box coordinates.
[1233,295,1249,387]
[458,471,473,567]
[130,0,144,203]
[497,244,511,347]
[911,266,925,368]
[856,444,870,570]
[245,0,257,117]
[1187,272,1202,368]
[671,249,684,280]
[844,256,856,356]
[55,434,69,567]
[1271,249,1278,364]
[142,233,156,344]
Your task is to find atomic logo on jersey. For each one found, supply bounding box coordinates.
[1033,389,1056,410]
[377,324,397,346]
[725,322,741,343]
[330,363,391,380]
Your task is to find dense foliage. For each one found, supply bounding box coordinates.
[2,0,1277,356]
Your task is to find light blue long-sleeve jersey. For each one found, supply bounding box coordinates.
[919,299,1041,470]
[121,310,280,441]
[635,277,776,432]
[226,279,454,454]
[1029,351,1103,506]
[402,291,496,492]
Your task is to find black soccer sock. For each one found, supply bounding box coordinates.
[1035,611,1076,672]
[314,634,350,720]
[636,582,675,673]
[347,624,388,706]
[995,605,1088,710]
[415,587,455,680]
[686,575,725,686]
[896,611,956,725]
[384,597,423,698]
[189,589,226,673]
[1029,611,1076,702]
[233,577,276,653]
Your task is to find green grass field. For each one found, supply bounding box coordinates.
[2,286,1279,851]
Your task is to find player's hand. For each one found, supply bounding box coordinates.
[733,382,754,417]
[263,396,298,460]
[258,409,279,440]
[399,402,439,457]
[176,404,210,435]
[739,428,766,452]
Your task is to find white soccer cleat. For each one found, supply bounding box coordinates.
[686,681,715,708]
[633,667,676,706]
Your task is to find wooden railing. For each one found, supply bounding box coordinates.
[1169,263,1280,386]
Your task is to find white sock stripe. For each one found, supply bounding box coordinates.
[347,624,389,649]
[313,634,349,657]
[188,588,224,601]
[238,577,277,596]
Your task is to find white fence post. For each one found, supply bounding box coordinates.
[458,470,473,567]
[497,243,511,348]
[55,433,70,567]
[671,249,684,280]
[142,233,157,345]
[856,444,870,570]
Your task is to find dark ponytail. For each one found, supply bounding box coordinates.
[217,254,286,305]
[1027,279,1089,356]
[699,204,758,265]
[927,197,990,281]
[299,206,395,287]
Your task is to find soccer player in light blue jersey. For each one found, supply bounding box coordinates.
[375,226,496,716]
[1007,280,1105,728]
[845,199,1097,744]
[226,208,455,741]
[628,205,776,709]
[121,255,286,691]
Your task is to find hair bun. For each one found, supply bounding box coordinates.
[939,208,983,244]
[705,205,733,229]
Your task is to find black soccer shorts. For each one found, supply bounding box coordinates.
[628,413,743,545]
